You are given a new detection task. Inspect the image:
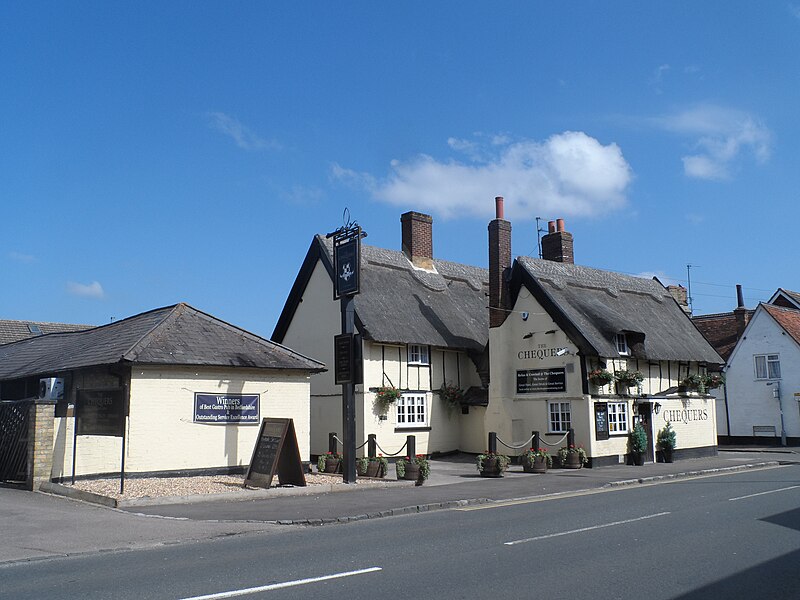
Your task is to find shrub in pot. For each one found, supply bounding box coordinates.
[629,423,648,465]
[657,422,677,463]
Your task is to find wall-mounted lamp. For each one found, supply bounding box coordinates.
[521,312,529,321]
[654,402,662,415]
[555,348,570,357]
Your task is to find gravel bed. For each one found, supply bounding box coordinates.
[63,473,347,500]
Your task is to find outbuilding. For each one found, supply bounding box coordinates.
[0,303,324,487]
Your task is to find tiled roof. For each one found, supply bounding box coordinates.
[0,303,325,381]
[0,320,93,345]
[516,257,723,364]
[763,304,800,346]
[692,310,753,361]
[769,288,800,309]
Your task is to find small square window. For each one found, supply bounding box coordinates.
[408,344,430,365]
[754,354,780,380]
[548,401,571,433]
[396,393,428,428]
[608,401,629,434]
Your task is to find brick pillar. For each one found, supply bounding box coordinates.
[27,400,56,491]
[489,196,512,328]
[401,211,434,270]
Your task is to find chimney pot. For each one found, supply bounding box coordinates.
[541,219,574,264]
[548,220,556,233]
[495,196,504,220]
[736,284,744,308]
[556,218,565,232]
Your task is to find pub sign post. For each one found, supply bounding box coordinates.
[327,213,365,484]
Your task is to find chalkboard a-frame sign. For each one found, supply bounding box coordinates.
[244,418,306,489]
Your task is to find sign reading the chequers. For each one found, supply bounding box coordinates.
[516,368,567,394]
[194,393,260,424]
[76,388,127,437]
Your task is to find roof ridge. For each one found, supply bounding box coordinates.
[119,304,182,361]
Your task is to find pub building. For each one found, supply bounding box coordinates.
[486,197,723,465]
[0,303,323,483]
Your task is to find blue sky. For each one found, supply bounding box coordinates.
[2,2,798,338]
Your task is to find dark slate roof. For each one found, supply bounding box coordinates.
[769,288,800,310]
[273,235,489,357]
[514,257,723,364]
[0,320,93,346]
[0,303,325,381]
[763,304,800,346]
[692,310,753,361]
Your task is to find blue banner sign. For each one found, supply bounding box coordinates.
[194,393,260,424]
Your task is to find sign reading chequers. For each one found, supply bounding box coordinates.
[194,393,260,424]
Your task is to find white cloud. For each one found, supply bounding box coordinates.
[281,185,325,206]
[66,281,105,299]
[333,132,633,220]
[8,251,35,263]
[653,105,771,180]
[206,112,280,151]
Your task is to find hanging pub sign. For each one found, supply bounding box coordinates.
[333,226,361,299]
[193,393,260,424]
[516,368,567,394]
[334,333,354,385]
[244,418,306,489]
[75,387,127,437]
[594,402,610,440]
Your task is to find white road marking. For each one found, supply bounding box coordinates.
[729,485,800,501]
[504,512,671,546]
[178,567,383,599]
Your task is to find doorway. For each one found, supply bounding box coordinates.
[637,403,655,463]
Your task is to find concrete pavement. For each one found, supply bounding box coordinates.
[2,446,797,565]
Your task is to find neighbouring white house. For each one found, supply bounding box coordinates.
[485,197,724,465]
[272,212,489,458]
[722,301,800,445]
[0,303,324,482]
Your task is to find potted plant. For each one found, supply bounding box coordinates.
[681,374,705,394]
[356,455,389,478]
[521,447,552,474]
[396,454,430,485]
[657,422,677,463]
[588,368,614,389]
[629,422,648,465]
[615,370,644,394]
[374,386,401,413]
[439,382,464,415]
[476,451,510,477]
[317,451,343,474]
[702,373,725,391]
[558,445,588,469]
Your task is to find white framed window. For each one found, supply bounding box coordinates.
[616,333,629,356]
[608,401,629,434]
[754,354,781,380]
[408,344,430,366]
[396,393,428,427]
[548,401,571,433]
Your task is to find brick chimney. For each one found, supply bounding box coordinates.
[734,284,750,334]
[668,285,691,315]
[541,218,574,264]
[489,196,511,328]
[401,211,434,270]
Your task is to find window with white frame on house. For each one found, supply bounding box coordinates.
[548,401,571,433]
[754,354,781,380]
[607,401,629,434]
[408,344,430,365]
[616,333,629,355]
[396,393,428,427]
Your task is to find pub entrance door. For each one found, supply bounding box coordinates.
[637,403,655,463]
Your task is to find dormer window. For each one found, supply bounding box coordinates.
[616,333,629,356]
[408,344,430,366]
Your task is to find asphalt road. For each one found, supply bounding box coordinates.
[3,465,799,600]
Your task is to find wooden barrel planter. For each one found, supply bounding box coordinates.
[563,452,583,469]
[365,461,384,478]
[479,457,505,478]
[523,456,548,474]
[323,458,342,473]
[401,463,421,483]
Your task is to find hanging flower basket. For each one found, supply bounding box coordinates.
[374,386,401,413]
[588,368,614,388]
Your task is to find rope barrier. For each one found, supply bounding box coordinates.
[538,432,569,447]
[333,435,344,448]
[375,441,408,457]
[355,440,368,450]
[495,434,535,450]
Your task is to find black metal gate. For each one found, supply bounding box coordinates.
[0,400,31,483]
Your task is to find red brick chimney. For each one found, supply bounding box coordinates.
[541,218,574,264]
[668,285,691,315]
[489,196,511,328]
[401,211,434,269]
